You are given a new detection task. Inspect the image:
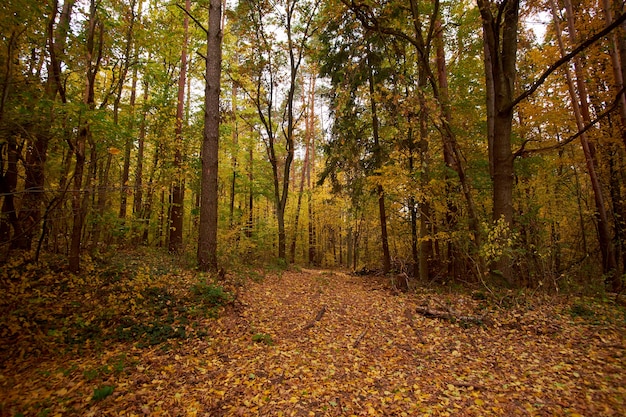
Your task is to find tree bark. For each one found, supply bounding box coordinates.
[16,0,75,251]
[198,0,222,272]
[69,0,101,272]
[553,0,618,287]
[477,0,520,285]
[290,76,315,263]
[366,45,391,274]
[117,0,139,221]
[168,0,190,254]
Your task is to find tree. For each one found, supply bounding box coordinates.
[69,0,103,272]
[198,0,223,272]
[168,0,190,254]
[232,0,318,262]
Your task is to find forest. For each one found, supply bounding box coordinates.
[1,0,626,415]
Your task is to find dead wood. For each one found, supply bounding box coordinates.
[403,308,427,343]
[415,306,487,326]
[303,305,327,330]
[352,329,368,348]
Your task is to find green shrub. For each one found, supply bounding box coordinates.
[92,385,114,401]
[190,282,232,307]
[252,333,274,345]
[569,303,595,319]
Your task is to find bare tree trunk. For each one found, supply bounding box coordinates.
[168,0,190,254]
[198,0,222,272]
[554,0,618,288]
[229,82,239,228]
[418,66,431,282]
[133,81,148,241]
[69,0,101,272]
[118,0,139,221]
[366,45,391,274]
[290,76,315,263]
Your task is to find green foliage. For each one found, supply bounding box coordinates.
[479,216,519,265]
[114,317,187,347]
[91,385,115,402]
[251,333,274,346]
[569,303,596,319]
[190,282,232,307]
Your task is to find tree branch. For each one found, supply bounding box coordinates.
[175,3,208,35]
[507,12,626,113]
[515,86,626,158]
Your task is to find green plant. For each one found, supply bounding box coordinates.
[83,368,99,381]
[191,282,232,307]
[569,303,595,319]
[92,385,114,402]
[252,333,274,346]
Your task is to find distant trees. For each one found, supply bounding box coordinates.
[0,0,625,292]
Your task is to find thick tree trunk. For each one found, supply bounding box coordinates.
[477,0,519,285]
[198,0,222,272]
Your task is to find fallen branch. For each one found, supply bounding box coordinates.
[302,305,327,330]
[403,308,427,343]
[448,381,486,390]
[352,329,368,348]
[415,306,487,326]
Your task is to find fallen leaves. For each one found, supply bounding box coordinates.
[1,254,625,416]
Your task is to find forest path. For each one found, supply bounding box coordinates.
[2,266,625,416]
[193,269,624,416]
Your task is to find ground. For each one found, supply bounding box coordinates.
[0,251,625,416]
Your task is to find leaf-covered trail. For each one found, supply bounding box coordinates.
[1,268,625,416]
[203,269,625,416]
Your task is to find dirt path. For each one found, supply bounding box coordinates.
[1,268,625,416]
[147,269,625,416]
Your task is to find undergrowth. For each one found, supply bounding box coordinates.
[0,248,234,363]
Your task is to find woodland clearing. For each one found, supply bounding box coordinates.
[0,250,625,416]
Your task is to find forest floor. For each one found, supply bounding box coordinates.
[1,250,625,416]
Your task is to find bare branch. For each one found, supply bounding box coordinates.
[507,13,626,113]
[515,86,626,157]
[175,3,208,35]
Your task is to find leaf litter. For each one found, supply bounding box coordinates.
[0,253,625,416]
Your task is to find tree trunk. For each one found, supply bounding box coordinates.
[69,0,101,272]
[168,0,190,254]
[0,31,21,248]
[477,0,520,285]
[366,46,391,274]
[16,0,75,250]
[290,76,315,263]
[133,76,149,242]
[552,0,618,288]
[198,0,222,272]
[117,0,138,221]
[229,82,239,228]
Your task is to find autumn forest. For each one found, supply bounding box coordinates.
[1,0,626,415]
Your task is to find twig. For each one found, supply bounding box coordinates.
[302,305,327,330]
[352,329,368,348]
